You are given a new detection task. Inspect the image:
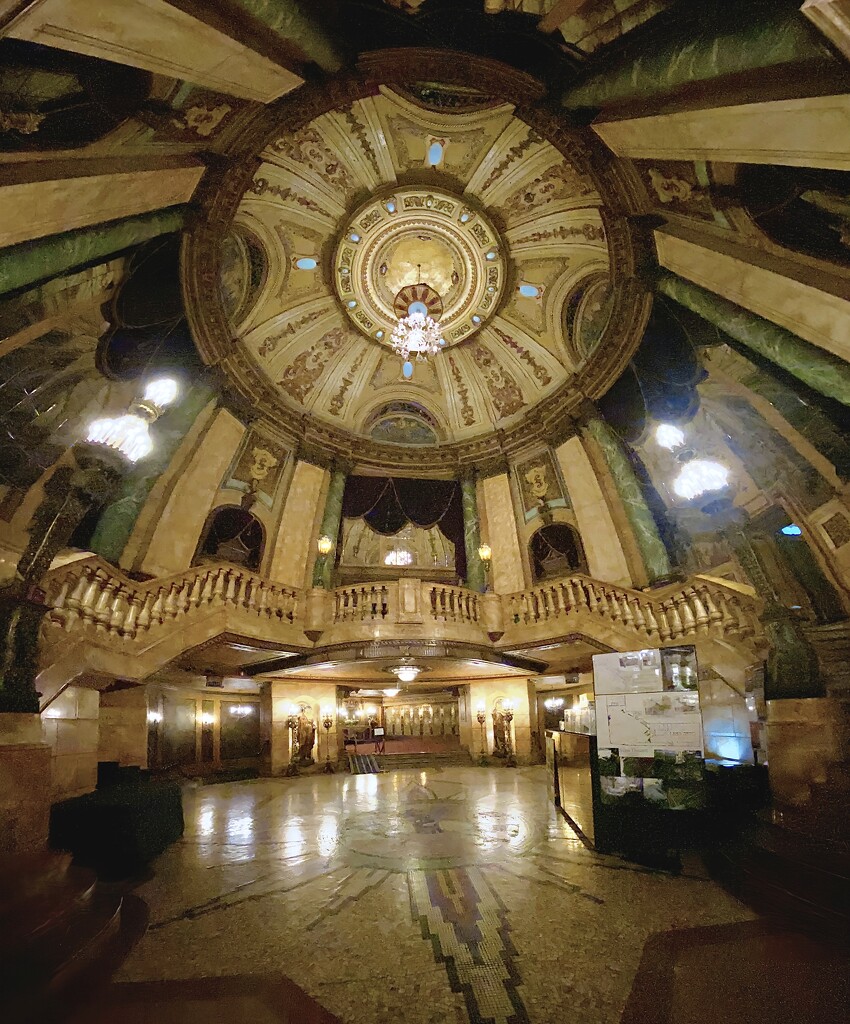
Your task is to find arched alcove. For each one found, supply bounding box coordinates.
[195,505,265,571]
[529,523,587,582]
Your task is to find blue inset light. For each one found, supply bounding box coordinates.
[780,524,803,536]
[519,283,540,298]
[402,361,414,379]
[350,233,361,242]
[408,301,428,316]
[295,257,317,270]
[427,141,444,166]
[386,201,396,213]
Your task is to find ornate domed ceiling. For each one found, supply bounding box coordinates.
[184,57,652,473]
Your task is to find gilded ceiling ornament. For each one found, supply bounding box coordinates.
[249,447,279,481]
[0,110,45,134]
[173,103,231,137]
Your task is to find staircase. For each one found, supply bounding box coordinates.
[377,750,473,771]
[0,850,147,1023]
[348,753,383,774]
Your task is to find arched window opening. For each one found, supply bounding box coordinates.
[529,524,586,582]
[196,506,265,571]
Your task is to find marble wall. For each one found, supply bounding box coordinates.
[5,0,304,102]
[41,684,100,800]
[480,473,526,594]
[554,436,632,586]
[0,164,204,248]
[465,677,536,764]
[656,231,850,364]
[264,680,339,775]
[594,94,850,170]
[141,408,246,577]
[268,460,329,588]
[99,686,149,768]
[0,714,52,854]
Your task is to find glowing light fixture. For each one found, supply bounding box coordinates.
[391,309,445,363]
[673,459,730,501]
[544,697,565,711]
[295,257,317,270]
[518,283,539,297]
[383,688,400,698]
[389,664,422,685]
[780,524,802,536]
[655,423,686,450]
[427,141,444,166]
[317,535,334,556]
[384,548,413,566]
[147,710,163,724]
[199,712,215,726]
[229,704,254,716]
[478,543,492,563]
[86,376,179,463]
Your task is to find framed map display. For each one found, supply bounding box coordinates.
[592,646,706,811]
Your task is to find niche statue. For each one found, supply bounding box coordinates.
[295,709,316,765]
[492,708,508,758]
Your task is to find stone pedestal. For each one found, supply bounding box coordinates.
[304,586,332,641]
[0,714,52,854]
[766,697,841,808]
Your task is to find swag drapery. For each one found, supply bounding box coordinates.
[340,476,466,579]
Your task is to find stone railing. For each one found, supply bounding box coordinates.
[42,557,302,640]
[500,574,760,648]
[36,559,762,693]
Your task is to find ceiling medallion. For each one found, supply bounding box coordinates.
[333,185,505,349]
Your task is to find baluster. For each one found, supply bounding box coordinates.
[541,587,554,620]
[46,578,71,626]
[381,585,389,617]
[163,583,179,619]
[188,573,204,608]
[554,583,568,615]
[714,594,739,635]
[730,595,753,637]
[150,588,166,624]
[642,601,658,637]
[564,579,578,613]
[210,568,225,603]
[123,591,142,638]
[655,603,672,641]
[619,595,634,630]
[688,586,709,631]
[676,592,696,634]
[700,587,723,627]
[63,571,89,627]
[79,567,104,627]
[93,573,116,632]
[585,582,599,616]
[630,598,647,634]
[255,582,268,618]
[199,570,215,606]
[605,589,621,622]
[667,599,685,638]
[178,579,192,616]
[136,592,154,632]
[224,570,237,605]
[109,586,130,634]
[518,593,529,623]
[370,585,378,619]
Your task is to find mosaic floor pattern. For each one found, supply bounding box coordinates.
[113,767,754,1024]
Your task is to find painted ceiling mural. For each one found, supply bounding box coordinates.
[212,86,612,446]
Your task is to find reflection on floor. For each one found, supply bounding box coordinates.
[80,767,766,1023]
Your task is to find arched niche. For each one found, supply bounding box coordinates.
[529,523,587,582]
[194,505,265,571]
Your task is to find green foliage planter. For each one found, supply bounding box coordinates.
[49,779,184,879]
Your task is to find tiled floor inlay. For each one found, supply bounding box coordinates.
[116,767,753,1024]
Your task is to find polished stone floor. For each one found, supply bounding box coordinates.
[113,766,755,1024]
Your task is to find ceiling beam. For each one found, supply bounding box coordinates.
[538,0,592,34]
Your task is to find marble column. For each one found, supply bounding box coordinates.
[231,0,343,72]
[658,272,850,407]
[0,206,186,297]
[583,416,672,584]
[90,380,216,563]
[462,474,486,594]
[311,467,346,589]
[563,4,830,109]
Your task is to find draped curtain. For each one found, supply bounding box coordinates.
[341,476,466,579]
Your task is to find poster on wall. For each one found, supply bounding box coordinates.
[592,646,706,811]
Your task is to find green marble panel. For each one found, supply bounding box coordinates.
[585,417,672,583]
[0,207,186,297]
[563,3,831,109]
[658,273,850,408]
[232,0,343,71]
[89,381,216,563]
[461,476,485,594]
[312,468,346,589]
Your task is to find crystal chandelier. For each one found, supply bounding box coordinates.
[86,378,179,463]
[390,309,445,368]
[389,664,422,685]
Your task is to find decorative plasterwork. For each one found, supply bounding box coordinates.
[334,185,505,346]
[182,55,652,474]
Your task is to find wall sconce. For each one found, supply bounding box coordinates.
[229,704,254,716]
[317,535,334,556]
[199,711,215,726]
[543,697,564,711]
[147,709,163,724]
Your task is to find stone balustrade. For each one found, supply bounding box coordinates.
[36,559,762,692]
[43,557,300,639]
[500,574,760,648]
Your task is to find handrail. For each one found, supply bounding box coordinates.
[42,556,302,639]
